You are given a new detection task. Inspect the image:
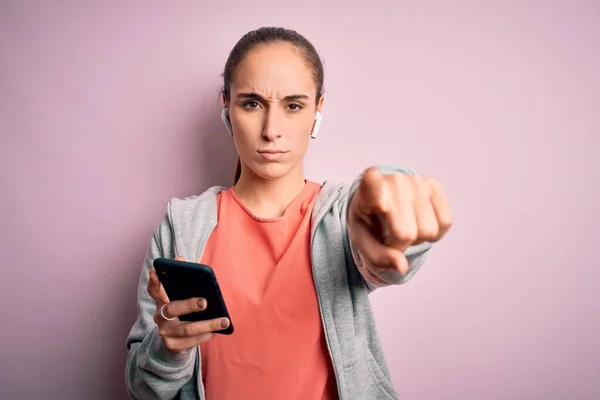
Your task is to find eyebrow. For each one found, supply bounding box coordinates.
[236,92,310,101]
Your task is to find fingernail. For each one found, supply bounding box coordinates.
[197,299,207,309]
[220,318,230,329]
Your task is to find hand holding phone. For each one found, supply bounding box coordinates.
[146,257,232,355]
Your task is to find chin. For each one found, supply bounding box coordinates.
[251,163,295,181]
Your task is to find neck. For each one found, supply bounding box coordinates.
[233,163,306,219]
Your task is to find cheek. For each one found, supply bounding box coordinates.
[287,117,312,141]
[283,125,308,151]
[232,132,255,159]
[232,116,261,145]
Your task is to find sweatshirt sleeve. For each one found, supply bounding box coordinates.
[125,214,197,400]
[342,165,433,291]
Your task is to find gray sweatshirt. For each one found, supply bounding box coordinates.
[125,165,432,400]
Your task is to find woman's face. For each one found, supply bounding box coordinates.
[225,42,323,182]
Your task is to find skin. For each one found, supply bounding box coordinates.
[148,41,453,354]
[227,42,324,218]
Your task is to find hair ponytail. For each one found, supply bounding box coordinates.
[233,157,242,185]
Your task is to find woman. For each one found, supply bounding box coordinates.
[126,27,453,400]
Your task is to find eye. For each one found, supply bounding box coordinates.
[243,101,261,110]
[287,103,303,112]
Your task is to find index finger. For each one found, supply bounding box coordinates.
[356,167,385,214]
[161,297,208,320]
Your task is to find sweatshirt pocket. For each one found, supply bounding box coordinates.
[343,344,399,400]
[364,348,398,399]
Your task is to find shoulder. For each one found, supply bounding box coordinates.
[152,185,227,236]
[312,180,352,219]
[167,185,228,214]
[317,180,349,200]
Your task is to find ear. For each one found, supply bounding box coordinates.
[316,94,325,112]
[221,91,228,108]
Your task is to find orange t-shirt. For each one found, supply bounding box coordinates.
[199,181,338,400]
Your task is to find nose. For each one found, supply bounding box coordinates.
[262,109,282,141]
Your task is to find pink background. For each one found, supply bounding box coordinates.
[1,1,598,399]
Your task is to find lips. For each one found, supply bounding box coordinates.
[258,149,287,153]
[257,150,288,161]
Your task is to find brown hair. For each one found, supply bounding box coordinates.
[221,27,325,185]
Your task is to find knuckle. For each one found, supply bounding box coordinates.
[371,252,390,269]
[393,174,409,189]
[420,226,440,241]
[441,213,454,227]
[426,176,440,188]
[372,202,385,214]
[398,229,418,243]
[164,339,180,353]
[439,222,452,233]
[417,182,431,199]
[182,324,195,337]
[394,174,419,186]
[196,333,215,345]
[393,173,406,184]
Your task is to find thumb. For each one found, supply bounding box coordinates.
[148,269,170,306]
[152,256,184,305]
[350,215,409,274]
[356,167,386,214]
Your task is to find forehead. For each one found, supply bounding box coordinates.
[231,42,316,97]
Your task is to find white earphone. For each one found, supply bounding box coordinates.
[221,108,233,136]
[221,108,322,139]
[311,111,322,139]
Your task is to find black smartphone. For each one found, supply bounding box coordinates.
[153,257,234,335]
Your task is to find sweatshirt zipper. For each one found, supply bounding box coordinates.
[310,187,344,400]
[167,201,209,400]
[167,203,180,258]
